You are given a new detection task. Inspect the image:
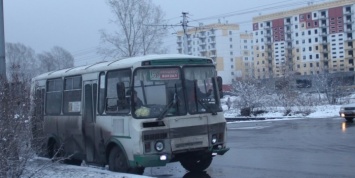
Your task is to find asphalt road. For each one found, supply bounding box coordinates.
[145,117,355,178]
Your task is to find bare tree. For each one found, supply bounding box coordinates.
[232,79,268,116]
[0,68,32,177]
[313,73,343,104]
[5,43,39,81]
[38,46,74,73]
[99,0,168,58]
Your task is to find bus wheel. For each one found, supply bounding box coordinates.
[180,155,212,172]
[48,140,62,161]
[108,146,129,173]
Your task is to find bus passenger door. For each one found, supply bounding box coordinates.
[83,80,97,163]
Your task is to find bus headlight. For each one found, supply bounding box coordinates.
[211,134,217,144]
[155,141,164,152]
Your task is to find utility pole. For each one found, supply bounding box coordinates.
[181,12,188,55]
[0,0,5,80]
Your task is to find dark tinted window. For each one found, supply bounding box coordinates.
[46,78,63,115]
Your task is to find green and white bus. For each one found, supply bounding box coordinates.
[31,54,229,174]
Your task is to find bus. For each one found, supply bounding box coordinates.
[31,54,229,174]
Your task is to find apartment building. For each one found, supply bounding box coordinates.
[252,0,355,79]
[238,32,255,79]
[176,22,242,86]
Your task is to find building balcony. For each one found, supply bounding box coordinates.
[345,28,354,33]
[284,22,292,26]
[320,49,329,53]
[200,48,207,52]
[199,42,206,46]
[266,56,273,61]
[319,15,327,20]
[265,41,272,45]
[345,37,353,42]
[265,49,273,53]
[199,35,206,39]
[344,11,353,16]
[210,40,216,44]
[210,54,217,58]
[345,48,354,51]
[345,55,354,59]
[320,33,328,37]
[286,30,292,34]
[264,33,272,37]
[345,20,354,24]
[209,33,216,37]
[322,57,329,61]
[321,41,328,45]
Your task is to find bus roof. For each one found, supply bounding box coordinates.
[32,54,213,81]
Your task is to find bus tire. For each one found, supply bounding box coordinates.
[48,140,62,162]
[180,154,212,172]
[108,146,129,173]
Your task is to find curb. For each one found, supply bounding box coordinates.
[225,117,285,122]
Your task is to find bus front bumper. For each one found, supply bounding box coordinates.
[133,154,171,167]
[212,147,229,156]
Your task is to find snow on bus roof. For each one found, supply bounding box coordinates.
[32,54,211,80]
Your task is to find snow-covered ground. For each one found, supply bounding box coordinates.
[224,104,341,119]
[21,101,345,178]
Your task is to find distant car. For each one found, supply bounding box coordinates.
[339,103,355,121]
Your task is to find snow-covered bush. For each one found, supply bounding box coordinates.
[0,73,33,177]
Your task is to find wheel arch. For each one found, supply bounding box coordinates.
[105,138,129,165]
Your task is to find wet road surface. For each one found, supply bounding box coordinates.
[144,117,355,178]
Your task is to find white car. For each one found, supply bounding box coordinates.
[339,103,355,122]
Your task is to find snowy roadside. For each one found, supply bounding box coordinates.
[21,157,154,178]
[223,105,342,120]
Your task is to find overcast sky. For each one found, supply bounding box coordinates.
[4,0,332,66]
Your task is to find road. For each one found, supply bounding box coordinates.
[144,117,355,178]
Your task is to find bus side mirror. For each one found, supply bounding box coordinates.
[217,76,223,98]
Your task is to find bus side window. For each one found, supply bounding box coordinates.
[105,69,131,114]
[116,82,128,109]
[98,72,105,115]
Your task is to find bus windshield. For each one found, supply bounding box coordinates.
[133,66,221,119]
[184,66,221,114]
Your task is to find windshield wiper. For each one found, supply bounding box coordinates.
[197,98,217,115]
[157,84,179,120]
[192,81,217,115]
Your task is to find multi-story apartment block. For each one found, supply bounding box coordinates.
[176,23,242,86]
[252,0,355,79]
[238,32,255,79]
